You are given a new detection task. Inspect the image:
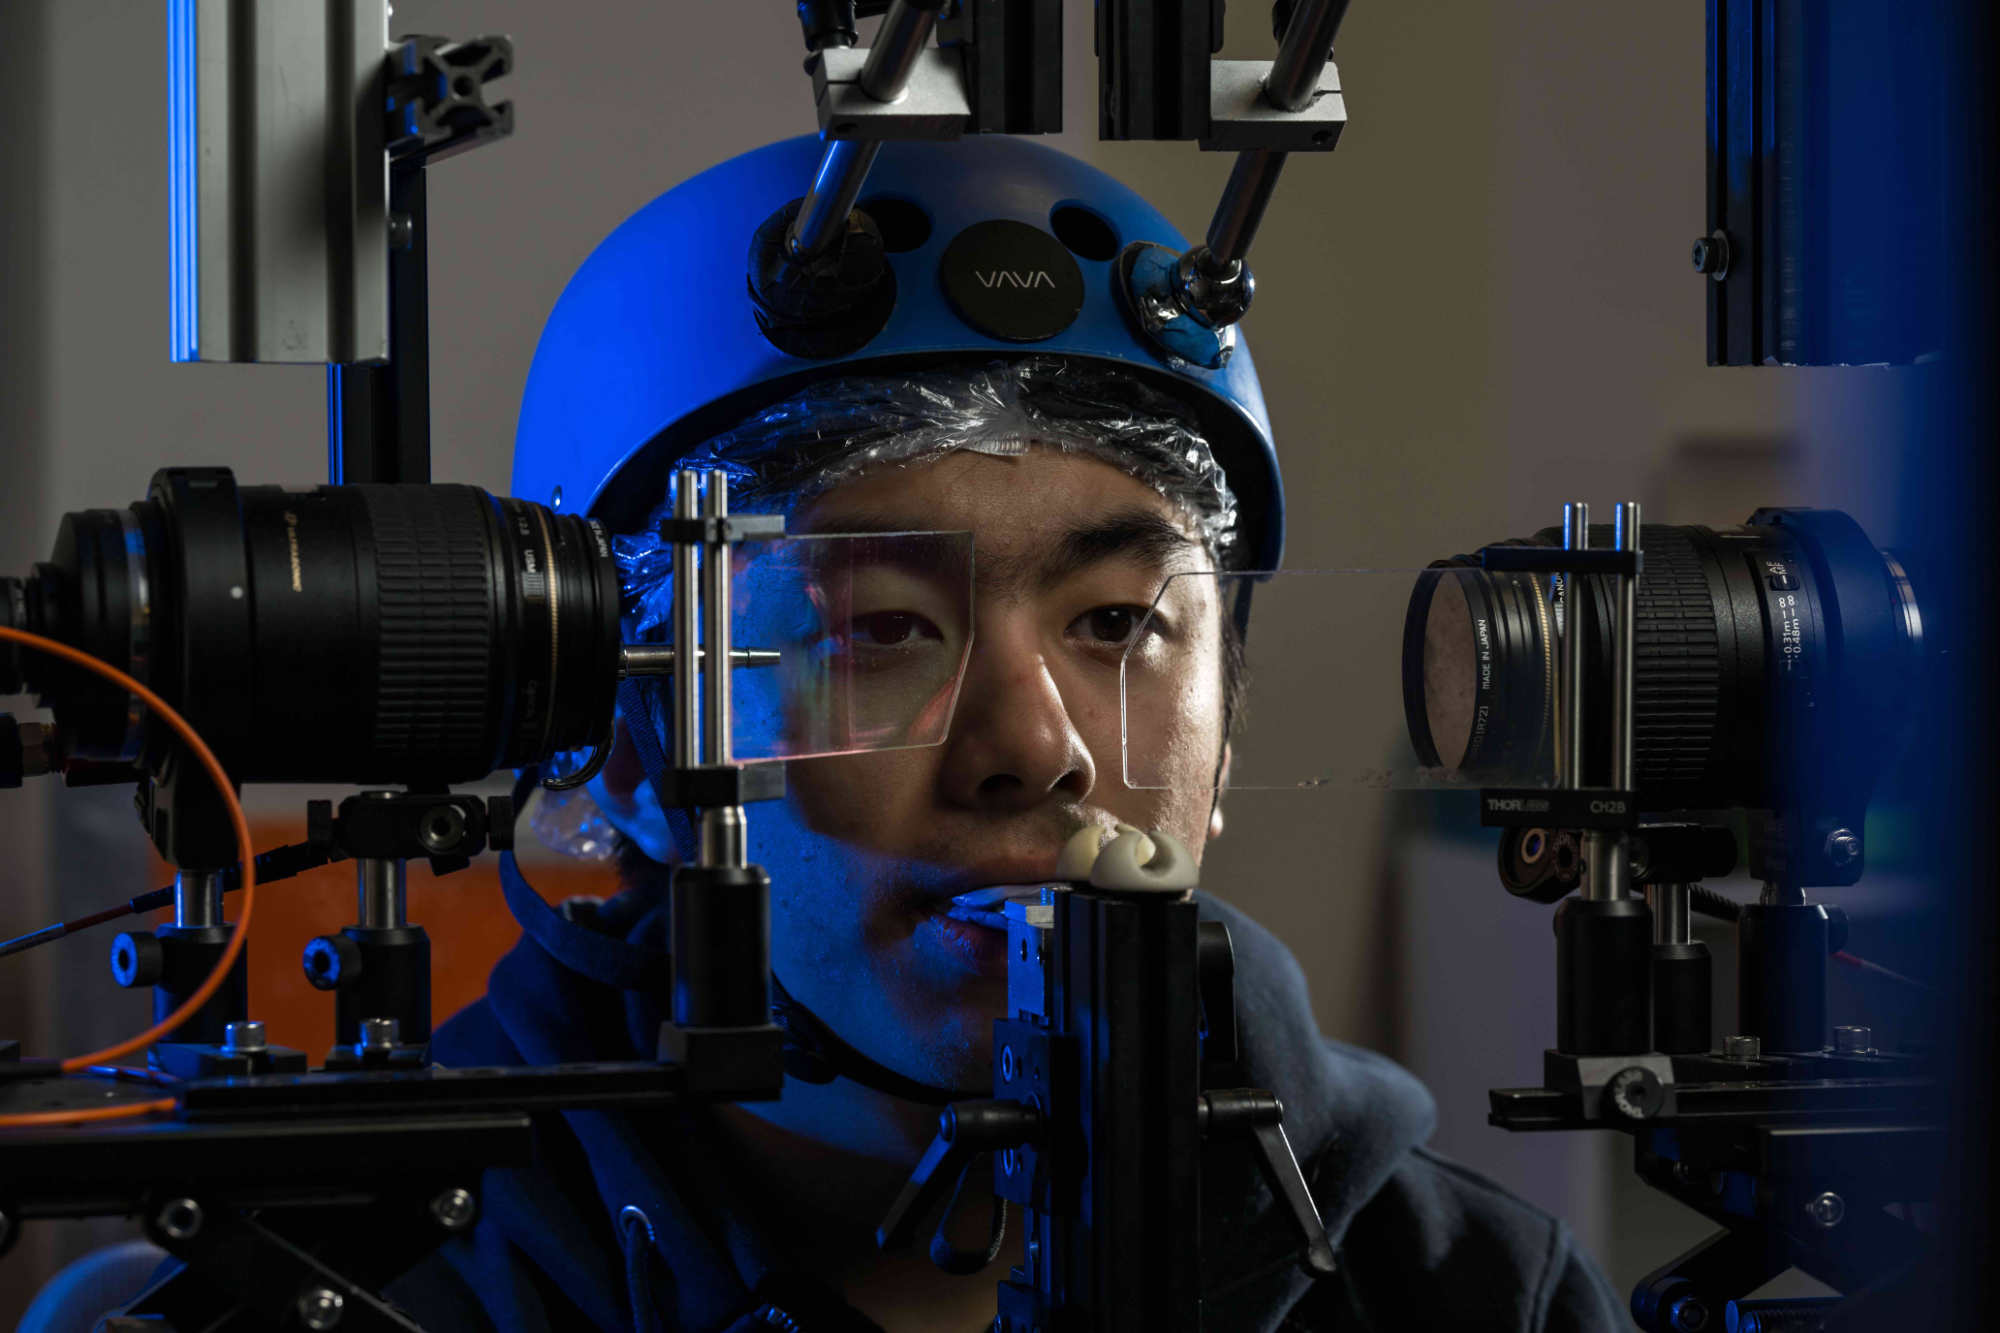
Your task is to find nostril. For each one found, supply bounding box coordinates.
[978,773,1025,799]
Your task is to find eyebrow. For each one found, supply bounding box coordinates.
[806,505,1201,598]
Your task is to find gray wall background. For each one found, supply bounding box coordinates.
[0,1,1916,1324]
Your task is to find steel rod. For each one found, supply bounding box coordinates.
[787,137,883,261]
[1204,149,1289,270]
[1266,0,1349,113]
[673,469,700,769]
[1558,502,1589,789]
[1648,884,1692,946]
[356,858,407,930]
[860,0,943,102]
[702,472,732,768]
[173,870,224,930]
[786,0,941,260]
[620,646,780,678]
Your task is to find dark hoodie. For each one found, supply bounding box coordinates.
[384,857,1624,1331]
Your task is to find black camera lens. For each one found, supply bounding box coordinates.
[1403,510,1924,826]
[1403,553,1556,782]
[5,467,622,786]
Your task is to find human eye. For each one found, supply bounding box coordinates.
[1068,604,1161,651]
[846,610,945,648]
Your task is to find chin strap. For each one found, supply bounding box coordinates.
[768,972,985,1107]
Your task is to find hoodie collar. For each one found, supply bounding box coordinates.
[483,861,1437,1327]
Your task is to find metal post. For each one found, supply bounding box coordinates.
[672,470,700,769]
[356,857,408,930]
[1204,150,1288,271]
[173,870,224,930]
[1265,0,1350,113]
[700,470,747,870]
[701,472,733,769]
[1649,884,1692,946]
[1196,0,1348,275]
[1558,502,1589,789]
[787,0,942,261]
[1601,501,1641,902]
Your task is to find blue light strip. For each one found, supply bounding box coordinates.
[166,0,198,362]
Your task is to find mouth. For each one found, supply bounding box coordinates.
[912,880,1057,979]
[937,883,1042,930]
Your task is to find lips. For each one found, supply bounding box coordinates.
[939,883,1047,930]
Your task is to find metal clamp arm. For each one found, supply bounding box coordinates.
[876,1099,1040,1251]
[1201,1089,1337,1277]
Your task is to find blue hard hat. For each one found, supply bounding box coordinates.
[511,134,1285,571]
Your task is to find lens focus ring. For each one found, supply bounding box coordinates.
[1632,527,1722,793]
[363,487,497,773]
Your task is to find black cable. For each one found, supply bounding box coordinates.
[0,839,341,960]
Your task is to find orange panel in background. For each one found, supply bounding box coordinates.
[149,822,624,1061]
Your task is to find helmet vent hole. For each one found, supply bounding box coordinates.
[858,196,932,253]
[1050,204,1119,262]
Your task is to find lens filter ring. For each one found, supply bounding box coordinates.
[1401,555,1554,781]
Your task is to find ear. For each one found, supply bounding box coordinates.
[1206,742,1232,841]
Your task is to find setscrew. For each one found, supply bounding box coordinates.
[1807,1191,1845,1229]
[357,1017,400,1052]
[1666,1292,1710,1330]
[1824,829,1862,867]
[388,214,414,250]
[223,1020,267,1054]
[156,1197,203,1242]
[430,1187,477,1232]
[1691,231,1730,279]
[297,1286,345,1330]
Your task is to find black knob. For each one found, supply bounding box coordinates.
[110,931,163,988]
[302,934,363,991]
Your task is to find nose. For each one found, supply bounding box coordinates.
[938,620,1095,812]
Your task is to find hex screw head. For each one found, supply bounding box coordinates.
[1825,828,1862,867]
[1807,1191,1846,1229]
[297,1286,345,1330]
[1724,1034,1762,1060]
[430,1187,477,1232]
[1667,1293,1711,1331]
[1833,1025,1875,1055]
[155,1197,204,1242]
[357,1017,400,1052]
[1691,230,1731,279]
[222,1020,267,1054]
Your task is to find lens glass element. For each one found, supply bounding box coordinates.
[1121,569,1556,791]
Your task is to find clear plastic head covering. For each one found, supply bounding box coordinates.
[665,356,1238,561]
[531,357,1243,860]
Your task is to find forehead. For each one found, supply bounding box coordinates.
[794,449,1206,581]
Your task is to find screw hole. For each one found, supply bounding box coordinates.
[1050,203,1120,262]
[858,195,932,252]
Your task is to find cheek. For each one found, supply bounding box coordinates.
[1067,661,1223,853]
[781,747,935,848]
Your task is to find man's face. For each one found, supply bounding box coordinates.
[610,448,1227,1095]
